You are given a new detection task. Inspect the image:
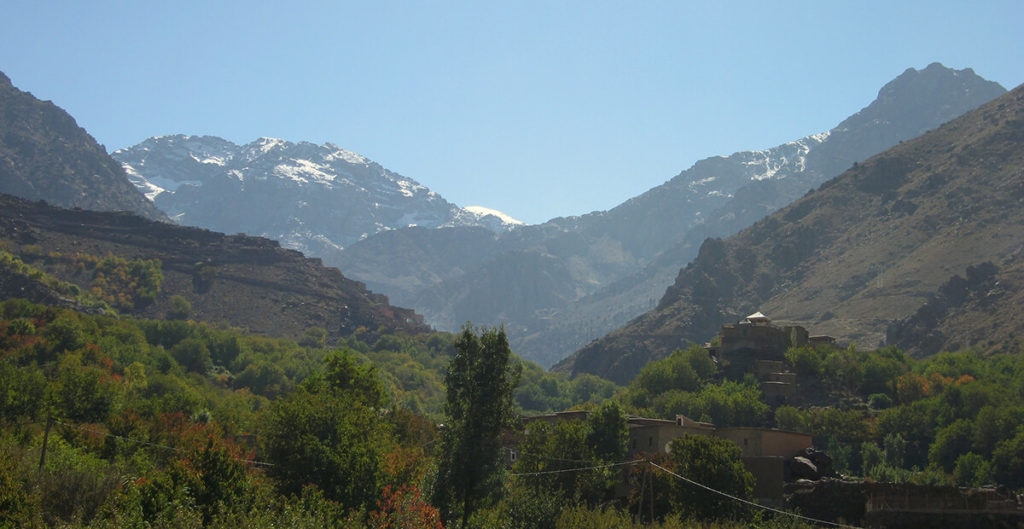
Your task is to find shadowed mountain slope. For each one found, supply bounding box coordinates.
[559,83,1024,384]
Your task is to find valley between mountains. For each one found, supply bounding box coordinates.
[111,63,1008,370]
[3,59,1024,528]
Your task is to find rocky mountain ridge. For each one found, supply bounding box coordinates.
[0,71,166,221]
[559,82,1024,384]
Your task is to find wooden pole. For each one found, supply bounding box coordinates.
[649,460,655,522]
[38,415,52,471]
[636,461,647,523]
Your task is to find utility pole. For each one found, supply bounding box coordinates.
[636,460,647,523]
[649,460,655,522]
[38,414,53,471]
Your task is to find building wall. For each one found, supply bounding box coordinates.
[715,428,812,458]
[742,456,785,501]
[628,422,713,456]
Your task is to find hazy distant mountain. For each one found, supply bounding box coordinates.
[113,135,521,257]
[559,82,1024,384]
[0,71,166,221]
[338,63,1005,367]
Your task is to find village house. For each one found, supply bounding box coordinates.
[519,410,812,502]
[515,312,837,501]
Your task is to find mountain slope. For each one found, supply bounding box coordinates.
[0,192,429,343]
[516,63,1007,367]
[338,63,1005,367]
[0,71,166,221]
[113,135,521,257]
[559,83,1024,384]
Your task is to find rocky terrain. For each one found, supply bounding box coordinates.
[560,83,1024,383]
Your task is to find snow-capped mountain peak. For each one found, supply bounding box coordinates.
[112,136,524,257]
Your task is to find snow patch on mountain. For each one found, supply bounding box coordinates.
[743,132,829,181]
[463,206,523,226]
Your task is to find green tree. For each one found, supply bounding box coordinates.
[431,325,521,528]
[262,351,387,510]
[587,401,628,462]
[167,295,191,320]
[929,419,973,472]
[664,435,754,521]
[170,338,212,373]
[991,429,1024,489]
[953,453,993,487]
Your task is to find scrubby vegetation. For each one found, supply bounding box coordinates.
[0,299,624,528]
[1,288,1023,528]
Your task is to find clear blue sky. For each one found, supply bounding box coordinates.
[2,1,1021,224]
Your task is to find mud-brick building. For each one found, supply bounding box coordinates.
[520,411,812,502]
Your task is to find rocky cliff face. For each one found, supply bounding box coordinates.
[559,83,1024,383]
[113,135,521,258]
[0,71,166,221]
[339,63,1006,368]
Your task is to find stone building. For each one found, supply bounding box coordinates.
[713,312,810,368]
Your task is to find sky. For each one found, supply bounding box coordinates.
[1,2,1021,225]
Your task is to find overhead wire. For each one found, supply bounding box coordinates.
[509,458,644,477]
[507,451,863,528]
[648,461,862,529]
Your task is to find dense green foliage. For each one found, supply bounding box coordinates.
[513,402,628,508]
[622,345,769,426]
[0,300,609,528]
[772,346,1024,485]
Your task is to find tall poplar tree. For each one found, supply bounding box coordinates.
[432,324,522,528]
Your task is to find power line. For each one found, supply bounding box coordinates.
[54,420,274,467]
[509,459,643,477]
[515,451,612,464]
[648,461,861,529]
[507,455,862,528]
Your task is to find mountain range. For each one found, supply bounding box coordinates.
[560,82,1024,384]
[2,63,1013,376]
[112,135,521,258]
[0,70,428,345]
[332,63,1006,367]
